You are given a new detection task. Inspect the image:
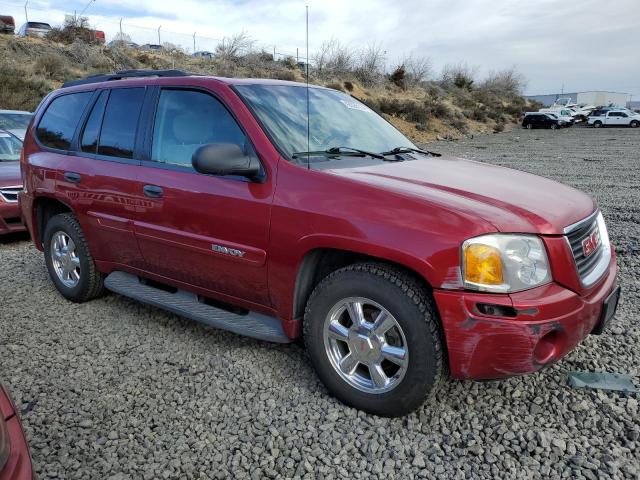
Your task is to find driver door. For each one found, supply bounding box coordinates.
[132,87,274,307]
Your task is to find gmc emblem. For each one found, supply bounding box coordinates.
[582,230,600,257]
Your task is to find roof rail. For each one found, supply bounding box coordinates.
[62,69,191,88]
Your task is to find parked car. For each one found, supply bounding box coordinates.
[539,108,575,124]
[0,15,15,34]
[193,51,214,58]
[0,130,26,236]
[16,21,51,37]
[588,110,640,128]
[0,110,33,141]
[20,70,620,416]
[107,40,138,49]
[140,43,162,51]
[0,383,34,479]
[522,112,569,129]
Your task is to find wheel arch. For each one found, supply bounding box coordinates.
[33,196,73,248]
[292,246,435,321]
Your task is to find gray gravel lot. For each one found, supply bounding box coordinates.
[1,126,639,479]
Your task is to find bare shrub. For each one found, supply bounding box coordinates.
[313,37,356,79]
[216,31,255,60]
[325,82,344,92]
[46,16,100,45]
[33,52,68,79]
[353,43,385,86]
[480,68,526,97]
[441,63,476,90]
[403,55,431,87]
[0,65,52,110]
[343,81,354,92]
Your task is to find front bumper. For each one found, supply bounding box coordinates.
[0,385,34,480]
[433,254,618,380]
[0,201,26,235]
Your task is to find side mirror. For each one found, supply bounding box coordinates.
[192,143,263,181]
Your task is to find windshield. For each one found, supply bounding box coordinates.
[235,84,415,159]
[0,134,22,161]
[0,113,32,130]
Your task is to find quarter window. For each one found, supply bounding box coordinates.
[36,92,92,150]
[151,89,247,168]
[97,88,145,159]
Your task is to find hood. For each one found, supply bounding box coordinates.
[329,155,595,235]
[0,162,21,187]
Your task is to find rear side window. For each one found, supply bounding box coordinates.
[36,92,92,150]
[81,90,108,153]
[151,89,247,168]
[97,88,145,159]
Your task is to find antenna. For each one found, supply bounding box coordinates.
[306,5,310,170]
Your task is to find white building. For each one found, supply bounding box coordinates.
[526,91,629,107]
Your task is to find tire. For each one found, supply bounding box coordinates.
[525,123,533,130]
[550,124,558,130]
[593,121,603,128]
[43,213,105,303]
[303,263,444,417]
[630,120,639,128]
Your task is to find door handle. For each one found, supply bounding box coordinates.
[143,185,163,198]
[64,172,81,183]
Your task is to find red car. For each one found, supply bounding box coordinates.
[19,70,620,416]
[0,384,34,480]
[0,130,26,235]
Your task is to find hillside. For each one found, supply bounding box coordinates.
[0,35,537,142]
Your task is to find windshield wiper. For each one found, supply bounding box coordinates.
[381,146,441,157]
[292,146,385,160]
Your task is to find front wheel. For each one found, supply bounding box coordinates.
[304,263,444,417]
[525,123,533,130]
[43,213,105,302]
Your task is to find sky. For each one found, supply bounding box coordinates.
[1,0,639,99]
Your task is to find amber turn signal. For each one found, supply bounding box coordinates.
[464,244,504,285]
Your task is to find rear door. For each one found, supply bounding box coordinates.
[133,86,274,307]
[53,87,148,268]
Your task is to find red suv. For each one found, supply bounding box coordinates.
[20,70,620,416]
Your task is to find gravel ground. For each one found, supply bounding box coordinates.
[1,126,639,479]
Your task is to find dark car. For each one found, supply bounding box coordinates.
[0,130,26,235]
[0,384,34,480]
[0,15,15,34]
[522,112,567,129]
[19,69,620,416]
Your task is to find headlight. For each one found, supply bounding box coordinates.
[462,234,552,293]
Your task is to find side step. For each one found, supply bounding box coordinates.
[104,271,292,343]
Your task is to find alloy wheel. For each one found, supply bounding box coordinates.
[50,231,81,288]
[323,297,408,394]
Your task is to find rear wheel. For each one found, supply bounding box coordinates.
[550,123,558,130]
[630,120,639,128]
[43,213,105,302]
[593,120,603,128]
[304,263,444,417]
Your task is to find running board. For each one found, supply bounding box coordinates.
[104,271,292,343]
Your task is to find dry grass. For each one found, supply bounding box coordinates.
[0,35,537,141]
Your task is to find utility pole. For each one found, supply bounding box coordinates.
[119,18,122,38]
[157,25,161,46]
[273,45,276,60]
[296,47,299,63]
[24,0,28,22]
[193,32,196,54]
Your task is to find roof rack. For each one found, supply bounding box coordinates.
[62,69,191,88]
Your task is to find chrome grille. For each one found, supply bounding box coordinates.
[564,211,610,287]
[0,185,22,203]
